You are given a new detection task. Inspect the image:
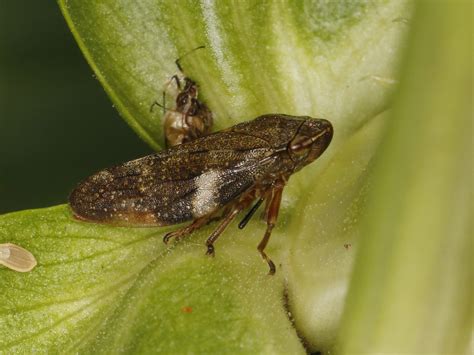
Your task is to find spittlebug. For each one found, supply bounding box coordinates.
[0,243,37,272]
[69,114,333,274]
[151,46,213,147]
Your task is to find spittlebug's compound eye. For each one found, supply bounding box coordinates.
[0,243,37,272]
[288,133,312,163]
[289,118,333,166]
[289,135,312,155]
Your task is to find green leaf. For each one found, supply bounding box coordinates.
[0,0,413,353]
[0,206,303,353]
[286,110,388,350]
[58,0,410,150]
[338,2,472,354]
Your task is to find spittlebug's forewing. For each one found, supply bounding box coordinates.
[70,114,333,274]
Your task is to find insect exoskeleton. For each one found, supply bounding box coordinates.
[162,76,213,147]
[69,114,333,274]
[151,46,213,148]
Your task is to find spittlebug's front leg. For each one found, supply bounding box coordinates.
[258,185,284,275]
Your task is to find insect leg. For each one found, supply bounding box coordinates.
[238,198,264,229]
[160,74,182,116]
[149,100,167,113]
[163,215,211,244]
[205,207,241,257]
[261,196,272,220]
[171,75,181,89]
[258,186,284,275]
[205,193,256,256]
[161,90,165,116]
[175,45,206,72]
[205,204,232,226]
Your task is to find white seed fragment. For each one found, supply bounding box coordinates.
[0,243,37,272]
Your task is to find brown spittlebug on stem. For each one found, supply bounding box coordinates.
[151,46,213,147]
[69,114,333,274]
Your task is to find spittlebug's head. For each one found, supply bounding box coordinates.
[288,118,333,168]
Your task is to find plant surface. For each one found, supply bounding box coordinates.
[0,1,470,354]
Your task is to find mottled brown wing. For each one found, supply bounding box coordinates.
[230,114,305,148]
[69,131,276,226]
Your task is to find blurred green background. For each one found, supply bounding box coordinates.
[0,1,150,213]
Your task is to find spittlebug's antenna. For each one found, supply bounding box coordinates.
[175,45,206,73]
[238,198,264,230]
[0,243,37,272]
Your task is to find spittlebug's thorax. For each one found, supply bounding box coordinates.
[288,118,333,168]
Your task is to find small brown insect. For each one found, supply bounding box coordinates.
[69,114,333,274]
[151,46,213,147]
[162,76,213,147]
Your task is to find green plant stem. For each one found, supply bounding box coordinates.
[338,2,472,354]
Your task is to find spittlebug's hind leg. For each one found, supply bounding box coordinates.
[163,202,235,245]
[205,193,256,256]
[205,208,241,256]
[163,215,211,244]
[258,185,284,275]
